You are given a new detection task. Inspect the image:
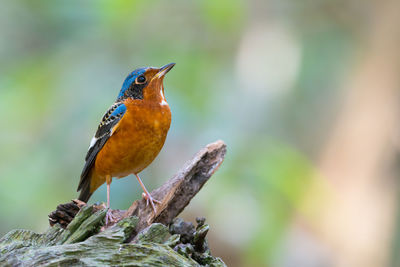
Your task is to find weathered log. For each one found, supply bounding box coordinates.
[0,140,227,266]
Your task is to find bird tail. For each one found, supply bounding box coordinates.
[78,179,92,203]
[77,168,105,203]
[77,168,93,203]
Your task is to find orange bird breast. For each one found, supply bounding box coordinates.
[91,99,171,191]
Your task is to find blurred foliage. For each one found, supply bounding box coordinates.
[0,0,379,266]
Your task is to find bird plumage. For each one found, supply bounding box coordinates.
[77,63,175,209]
[78,102,127,201]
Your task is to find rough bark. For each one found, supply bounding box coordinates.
[1,140,227,267]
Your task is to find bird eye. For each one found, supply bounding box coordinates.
[136,75,146,84]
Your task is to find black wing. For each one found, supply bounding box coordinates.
[77,102,127,200]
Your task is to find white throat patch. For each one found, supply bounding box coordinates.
[160,85,168,105]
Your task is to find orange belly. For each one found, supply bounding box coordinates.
[90,99,171,191]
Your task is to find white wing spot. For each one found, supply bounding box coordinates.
[89,136,97,149]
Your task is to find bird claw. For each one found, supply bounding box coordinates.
[142,192,161,214]
[105,208,116,226]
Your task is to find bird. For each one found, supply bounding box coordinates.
[77,63,175,223]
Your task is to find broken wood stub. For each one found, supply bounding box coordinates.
[125,140,227,235]
[48,140,226,237]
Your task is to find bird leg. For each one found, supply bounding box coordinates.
[105,175,115,225]
[134,173,160,214]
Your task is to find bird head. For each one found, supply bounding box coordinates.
[117,63,175,104]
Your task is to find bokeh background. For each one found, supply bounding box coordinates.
[1,1,399,266]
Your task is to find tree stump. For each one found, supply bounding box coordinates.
[0,140,227,266]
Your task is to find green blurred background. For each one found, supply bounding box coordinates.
[1,1,399,266]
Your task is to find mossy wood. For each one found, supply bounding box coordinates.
[0,141,227,266]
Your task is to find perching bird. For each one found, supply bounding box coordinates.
[77,63,174,223]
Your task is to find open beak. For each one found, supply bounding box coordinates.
[155,63,175,79]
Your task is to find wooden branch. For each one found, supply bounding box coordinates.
[49,140,226,235]
[2,140,227,266]
[125,139,226,236]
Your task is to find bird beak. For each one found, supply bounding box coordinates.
[155,63,175,79]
